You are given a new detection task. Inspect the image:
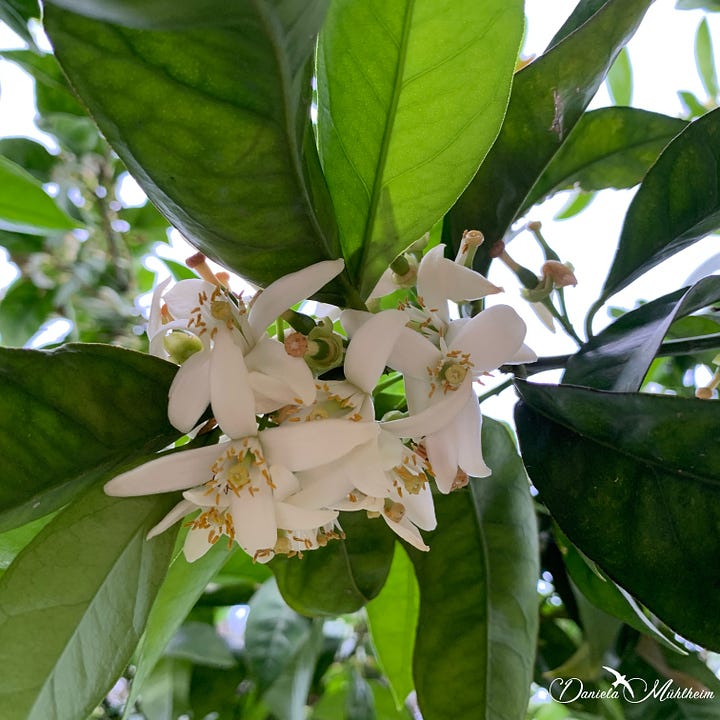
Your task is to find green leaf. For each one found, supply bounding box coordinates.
[137,657,192,720]
[696,18,719,99]
[554,190,595,220]
[409,418,538,720]
[245,578,313,694]
[0,156,79,235]
[0,514,56,578]
[566,276,720,390]
[523,108,686,212]
[677,0,720,11]
[42,3,356,303]
[514,380,720,650]
[165,621,236,668]
[0,138,56,183]
[0,484,178,720]
[316,0,524,298]
[678,89,709,119]
[271,511,395,616]
[0,278,56,347]
[545,0,607,50]
[606,47,633,106]
[366,543,418,708]
[445,0,654,264]
[0,344,180,531]
[0,0,40,50]
[598,107,720,306]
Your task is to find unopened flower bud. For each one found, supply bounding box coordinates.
[541,260,577,288]
[304,318,345,372]
[390,253,419,287]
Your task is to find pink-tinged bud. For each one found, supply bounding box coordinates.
[284,332,309,358]
[488,240,506,259]
[186,252,222,285]
[541,260,577,288]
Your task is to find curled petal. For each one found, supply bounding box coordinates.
[343,309,407,393]
[268,464,300,501]
[229,485,277,554]
[455,396,491,479]
[249,259,345,340]
[164,279,215,318]
[507,343,537,365]
[210,329,257,438]
[147,276,172,340]
[104,442,227,496]
[184,525,218,563]
[275,502,338,531]
[383,516,429,551]
[168,349,211,433]
[387,326,441,379]
[394,484,436,531]
[425,428,459,494]
[147,499,196,539]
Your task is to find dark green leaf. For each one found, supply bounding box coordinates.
[0,514,55,578]
[137,657,192,720]
[42,3,358,304]
[514,380,720,650]
[0,138,56,183]
[599,107,720,305]
[271,511,394,616]
[0,484,177,720]
[445,0,653,265]
[565,276,720,390]
[366,543,418,708]
[0,344,180,531]
[409,418,538,720]
[0,156,79,235]
[245,578,313,694]
[0,279,56,347]
[524,108,686,212]
[0,229,45,255]
[546,0,607,50]
[696,18,719,99]
[606,47,633,106]
[0,0,40,49]
[165,621,236,668]
[316,0,524,297]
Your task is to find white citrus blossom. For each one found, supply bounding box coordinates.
[104,418,378,562]
[149,259,345,433]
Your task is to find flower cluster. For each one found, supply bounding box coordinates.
[105,240,534,563]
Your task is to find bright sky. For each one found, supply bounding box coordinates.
[0,0,718,403]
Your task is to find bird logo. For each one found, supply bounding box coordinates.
[603,666,635,698]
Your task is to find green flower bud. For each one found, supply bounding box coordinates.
[163,331,204,365]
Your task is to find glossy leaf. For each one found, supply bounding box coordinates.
[599,107,720,304]
[606,47,633,106]
[523,108,686,212]
[0,485,178,720]
[515,380,720,650]
[546,0,607,50]
[316,0,524,298]
[445,0,653,265]
[0,156,79,235]
[0,0,40,49]
[366,542,418,707]
[42,3,357,304]
[0,515,55,579]
[409,418,538,720]
[0,344,180,531]
[566,276,720,390]
[271,511,395,616]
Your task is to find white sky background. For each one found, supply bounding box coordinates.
[0,0,719,413]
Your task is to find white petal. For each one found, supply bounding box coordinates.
[168,349,211,433]
[348,441,395,497]
[249,259,345,339]
[183,526,216,562]
[451,304,527,372]
[210,329,257,438]
[367,268,397,300]
[289,465,355,508]
[341,309,372,337]
[343,310,407,393]
[269,464,300,501]
[147,276,172,339]
[275,502,338,530]
[506,342,537,365]
[104,443,227,496]
[382,377,471,438]
[229,486,277,554]
[417,244,501,321]
[455,396,491,478]
[398,486,437,531]
[164,279,215,318]
[384,516,429,551]
[245,337,316,406]
[147,499,195,539]
[425,426,459,494]
[530,301,556,332]
[387,326,441,378]
[260,419,379,471]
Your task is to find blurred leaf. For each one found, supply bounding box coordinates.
[606,47,633,105]
[188,663,249,720]
[36,113,101,155]
[679,89,709,118]
[677,0,720,11]
[137,657,192,720]
[598,109,720,306]
[696,18,719,99]
[316,0,524,298]
[0,138,56,183]
[0,0,40,49]
[566,276,720,390]
[515,380,720,650]
[445,0,653,265]
[162,258,197,281]
[271,511,395,616]
[245,578,313,694]
[409,418,538,720]
[524,108,686,211]
[366,543,418,708]
[554,190,595,219]
[0,344,180,531]
[346,668,375,720]
[42,3,360,304]
[0,484,177,720]
[0,229,44,254]
[0,278,56,347]
[165,621,236,668]
[0,156,79,235]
